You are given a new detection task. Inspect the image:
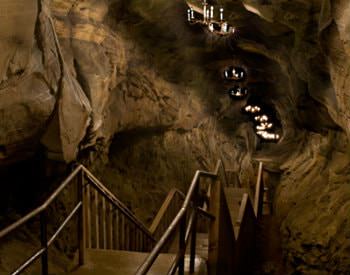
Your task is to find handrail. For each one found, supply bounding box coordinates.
[209,160,265,274]
[0,167,82,239]
[135,161,221,275]
[149,188,185,235]
[0,164,156,275]
[82,167,154,239]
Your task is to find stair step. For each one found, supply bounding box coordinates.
[70,249,174,275]
[70,249,207,275]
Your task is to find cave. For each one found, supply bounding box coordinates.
[1,0,350,274]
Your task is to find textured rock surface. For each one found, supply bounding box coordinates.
[1,0,350,274]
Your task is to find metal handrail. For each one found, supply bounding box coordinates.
[0,164,155,275]
[135,160,225,275]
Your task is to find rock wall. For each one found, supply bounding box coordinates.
[224,0,350,274]
[1,0,350,274]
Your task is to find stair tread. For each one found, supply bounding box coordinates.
[70,249,207,275]
[70,249,175,275]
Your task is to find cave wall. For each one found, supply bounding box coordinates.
[1,0,350,274]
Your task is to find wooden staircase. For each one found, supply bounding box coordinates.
[0,160,268,275]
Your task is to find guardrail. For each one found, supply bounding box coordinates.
[0,165,155,275]
[149,188,185,242]
[0,159,265,275]
[135,160,224,275]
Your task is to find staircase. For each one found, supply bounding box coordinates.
[0,160,268,275]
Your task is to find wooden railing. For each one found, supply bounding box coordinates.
[0,159,266,275]
[82,168,155,252]
[0,165,155,275]
[208,161,266,274]
[149,188,185,242]
[135,160,223,275]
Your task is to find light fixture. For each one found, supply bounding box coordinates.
[256,122,273,131]
[186,2,236,36]
[254,115,268,122]
[245,105,261,113]
[223,66,246,81]
[221,22,228,33]
[256,131,280,141]
[252,106,261,113]
[228,86,248,99]
[209,23,214,32]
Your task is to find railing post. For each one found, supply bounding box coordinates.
[254,162,264,218]
[190,182,199,273]
[178,214,186,275]
[40,211,49,275]
[78,169,86,265]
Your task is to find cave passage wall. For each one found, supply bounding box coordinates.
[1,0,350,274]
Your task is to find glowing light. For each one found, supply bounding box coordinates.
[209,23,214,32]
[256,125,266,131]
[256,130,280,141]
[260,115,268,122]
[245,105,261,114]
[223,66,246,81]
[221,22,228,33]
[245,105,252,112]
[185,3,236,36]
[228,87,247,98]
[255,115,269,123]
[220,8,224,21]
[252,106,261,113]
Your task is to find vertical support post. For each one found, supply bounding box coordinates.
[190,181,199,274]
[40,211,49,275]
[86,184,91,249]
[178,215,186,275]
[102,197,107,249]
[95,189,100,249]
[254,162,264,218]
[78,169,85,265]
[208,177,221,275]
